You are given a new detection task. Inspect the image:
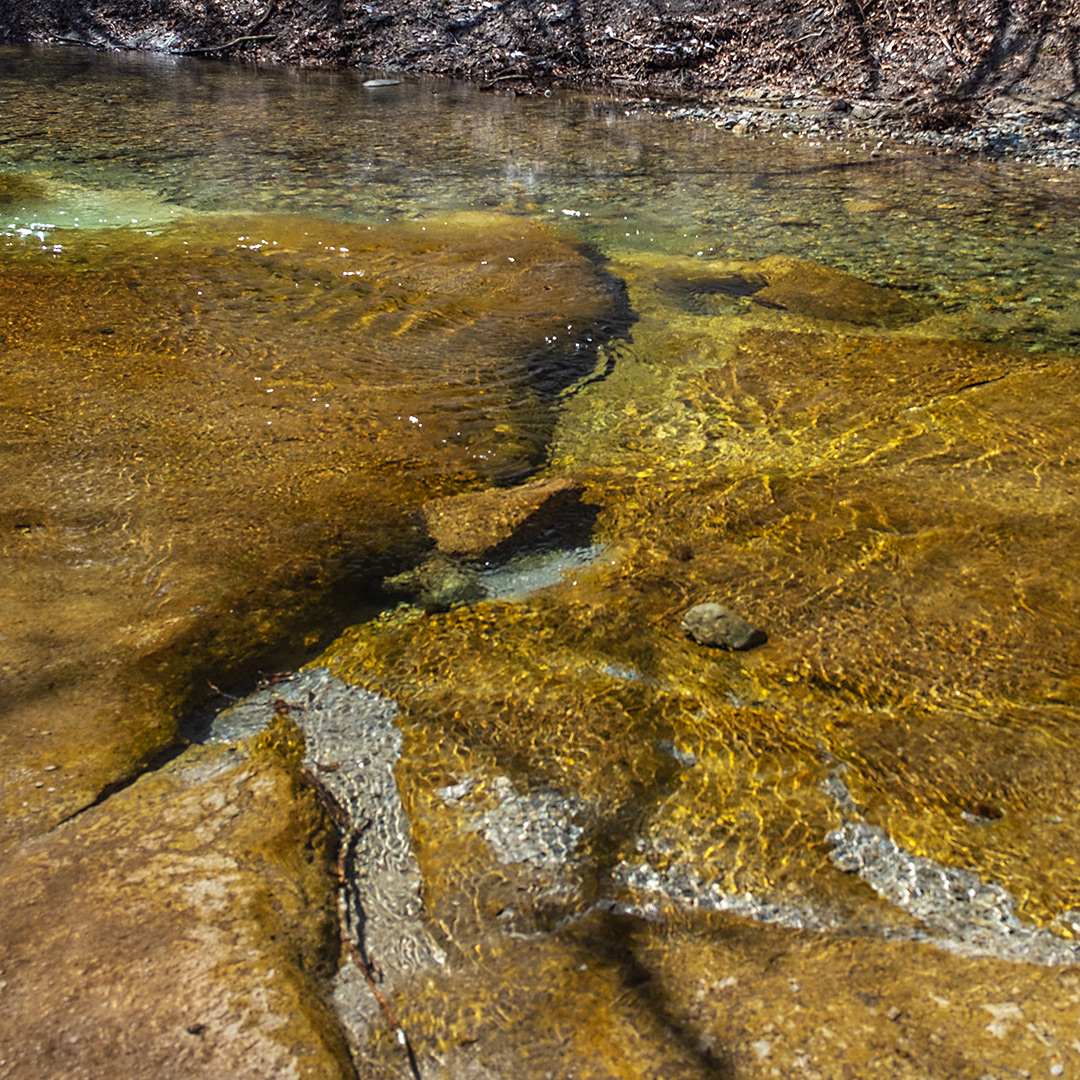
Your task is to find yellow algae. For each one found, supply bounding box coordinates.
[354,912,725,1079]
[319,248,1080,957]
[633,913,1080,1077]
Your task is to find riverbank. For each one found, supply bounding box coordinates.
[639,92,1080,170]
[3,0,1078,167]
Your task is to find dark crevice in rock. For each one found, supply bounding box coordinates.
[50,739,190,830]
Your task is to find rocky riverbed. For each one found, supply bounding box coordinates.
[3,39,1080,1080]
[647,93,1080,170]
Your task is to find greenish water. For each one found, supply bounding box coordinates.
[3,44,1079,354]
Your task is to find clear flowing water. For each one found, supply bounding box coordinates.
[3,44,1080,355]
[5,42,1080,1080]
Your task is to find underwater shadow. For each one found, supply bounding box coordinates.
[573,910,736,1079]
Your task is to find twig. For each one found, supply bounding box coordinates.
[205,678,240,701]
[174,33,277,55]
[336,837,423,1080]
[933,28,959,62]
[479,71,531,88]
[299,765,422,1080]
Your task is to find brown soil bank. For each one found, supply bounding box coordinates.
[2,0,1078,132]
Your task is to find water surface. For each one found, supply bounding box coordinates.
[4,43,1080,1080]
[3,44,1080,353]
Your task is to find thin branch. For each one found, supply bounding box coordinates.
[174,33,277,55]
[53,36,107,48]
[934,28,959,62]
[336,837,423,1080]
[299,764,423,1080]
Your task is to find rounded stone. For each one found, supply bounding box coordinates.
[681,603,767,651]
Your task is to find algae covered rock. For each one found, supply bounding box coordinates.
[0,212,620,838]
[681,601,767,650]
[0,209,622,1079]
[752,254,931,327]
[383,552,485,610]
[309,246,1080,1076]
[616,250,930,328]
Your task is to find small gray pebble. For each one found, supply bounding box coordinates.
[681,602,766,650]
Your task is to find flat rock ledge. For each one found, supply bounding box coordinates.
[421,476,586,559]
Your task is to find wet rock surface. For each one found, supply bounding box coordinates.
[750,254,932,327]
[296,245,1080,1075]
[203,670,450,1051]
[2,51,1080,1072]
[828,820,1080,966]
[0,208,621,1078]
[198,649,1080,1076]
[6,233,1080,1076]
[384,553,486,611]
[0,212,619,841]
[421,476,588,559]
[0,735,350,1080]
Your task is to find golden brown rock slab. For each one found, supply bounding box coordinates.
[315,250,1080,1074]
[0,729,349,1080]
[609,251,930,328]
[421,476,586,558]
[343,908,1080,1078]
[637,913,1080,1078]
[0,212,618,839]
[550,322,1080,924]
[752,254,931,326]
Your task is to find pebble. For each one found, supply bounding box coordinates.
[681,602,767,650]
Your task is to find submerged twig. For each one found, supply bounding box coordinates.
[336,834,423,1080]
[300,765,423,1080]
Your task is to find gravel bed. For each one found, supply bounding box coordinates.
[637,95,1080,170]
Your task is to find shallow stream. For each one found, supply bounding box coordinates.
[4,43,1080,1079]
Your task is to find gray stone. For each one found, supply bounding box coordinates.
[681,602,767,650]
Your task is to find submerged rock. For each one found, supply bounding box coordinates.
[622,251,930,328]
[0,213,619,839]
[0,212,621,1078]
[383,552,485,610]
[752,254,931,326]
[309,246,1080,1074]
[682,602,767,650]
[421,475,587,558]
